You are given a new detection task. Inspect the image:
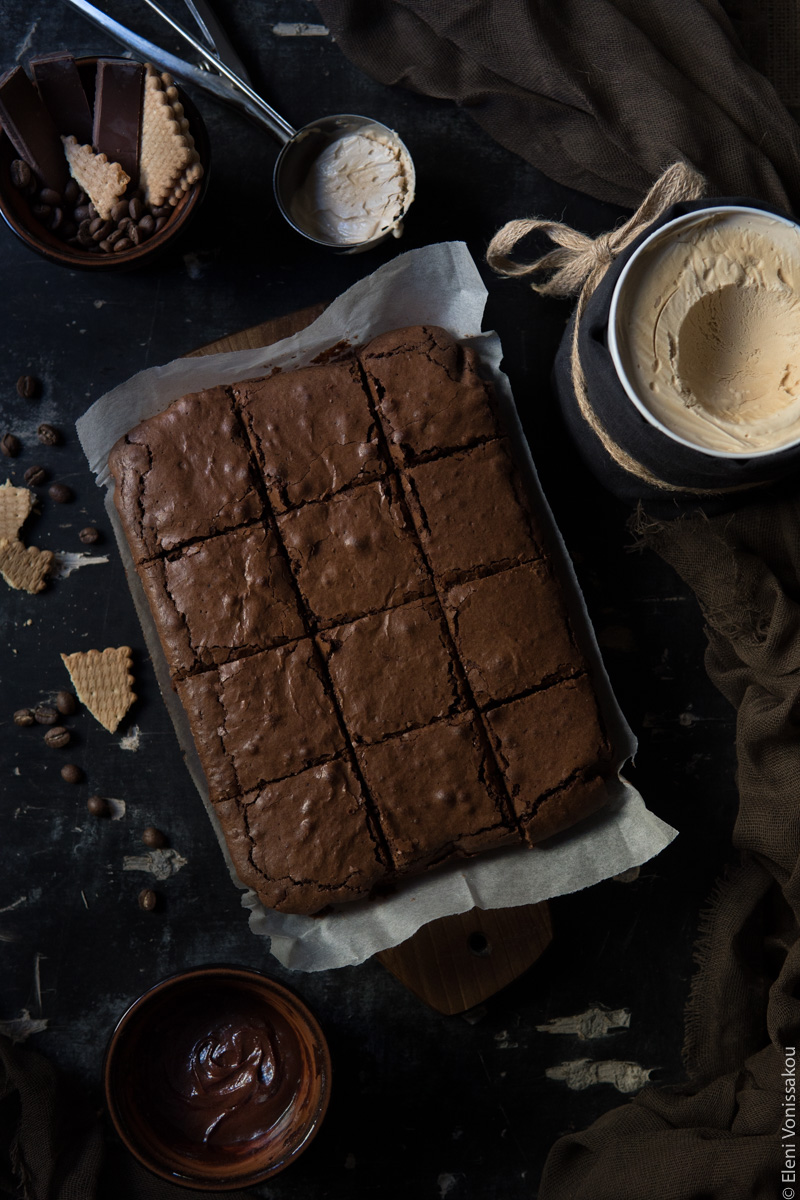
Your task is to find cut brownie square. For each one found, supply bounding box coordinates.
[175,672,239,803]
[216,758,389,914]
[217,640,345,792]
[234,359,383,511]
[138,525,305,676]
[356,714,515,871]
[520,774,610,847]
[277,478,432,627]
[108,386,263,562]
[318,598,463,743]
[402,439,541,584]
[359,325,499,465]
[443,561,581,706]
[484,676,611,823]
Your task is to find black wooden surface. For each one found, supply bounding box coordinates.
[0,3,739,1197]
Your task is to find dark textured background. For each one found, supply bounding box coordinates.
[0,2,738,1196]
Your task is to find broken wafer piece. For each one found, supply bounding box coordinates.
[61,135,130,221]
[60,646,136,733]
[0,480,33,541]
[0,537,53,593]
[139,66,194,208]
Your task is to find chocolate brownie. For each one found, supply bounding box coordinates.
[235,359,383,511]
[277,478,432,627]
[318,598,463,743]
[174,672,239,803]
[138,525,304,676]
[402,439,542,583]
[484,675,610,821]
[520,774,610,848]
[356,714,515,870]
[443,561,581,706]
[215,758,389,913]
[359,325,498,465]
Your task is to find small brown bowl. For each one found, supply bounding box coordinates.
[104,966,331,1190]
[0,56,209,270]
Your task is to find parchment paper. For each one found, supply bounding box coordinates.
[77,241,676,972]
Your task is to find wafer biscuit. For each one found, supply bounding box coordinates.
[61,135,130,220]
[0,480,33,541]
[60,646,136,733]
[0,537,53,593]
[139,66,194,208]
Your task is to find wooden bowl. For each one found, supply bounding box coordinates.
[0,56,209,270]
[103,966,331,1190]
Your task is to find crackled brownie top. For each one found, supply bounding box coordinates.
[360,325,498,465]
[231,758,389,913]
[402,439,541,583]
[317,598,463,743]
[521,774,609,848]
[138,525,305,676]
[484,675,610,819]
[235,359,383,511]
[277,478,432,627]
[108,386,263,562]
[443,561,581,706]
[356,714,513,870]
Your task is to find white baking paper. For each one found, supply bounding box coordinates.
[77,241,676,972]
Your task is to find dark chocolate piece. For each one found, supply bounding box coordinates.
[30,53,93,144]
[0,66,67,192]
[92,59,144,185]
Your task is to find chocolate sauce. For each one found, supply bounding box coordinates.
[139,992,304,1160]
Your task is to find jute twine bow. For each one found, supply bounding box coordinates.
[487,161,761,495]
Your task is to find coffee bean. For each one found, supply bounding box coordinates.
[1,433,20,458]
[10,159,32,190]
[74,205,91,224]
[39,188,62,207]
[105,228,124,246]
[60,763,82,783]
[127,224,141,246]
[87,794,110,817]
[23,465,46,486]
[13,708,35,727]
[77,219,94,246]
[111,200,129,223]
[79,526,100,545]
[49,482,73,504]
[142,826,167,849]
[116,216,133,233]
[34,704,58,725]
[37,423,60,446]
[64,179,80,204]
[113,237,133,253]
[91,219,112,243]
[128,197,144,221]
[44,725,70,748]
[138,214,155,237]
[151,205,172,218]
[16,375,38,399]
[154,217,167,233]
[49,207,63,232]
[138,888,158,912]
[87,202,98,219]
[31,204,51,222]
[98,240,113,253]
[56,690,77,716]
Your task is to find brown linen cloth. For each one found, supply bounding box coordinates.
[314,0,800,212]
[0,1034,254,1200]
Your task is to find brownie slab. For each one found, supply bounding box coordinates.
[402,439,541,583]
[218,758,389,913]
[444,561,581,706]
[235,359,383,511]
[521,774,610,847]
[277,478,432,627]
[356,714,514,870]
[484,676,610,820]
[108,386,263,563]
[138,525,305,676]
[318,598,463,743]
[359,325,498,464]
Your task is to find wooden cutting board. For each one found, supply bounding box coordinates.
[190,306,553,1016]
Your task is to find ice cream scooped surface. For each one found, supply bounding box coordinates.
[615,211,800,453]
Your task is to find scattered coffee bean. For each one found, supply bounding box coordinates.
[74,205,91,224]
[56,690,77,716]
[40,188,62,207]
[87,201,98,219]
[49,482,73,504]
[78,526,100,545]
[49,207,63,232]
[60,763,82,783]
[13,708,35,727]
[77,219,94,246]
[1,433,20,458]
[138,888,158,912]
[16,374,38,399]
[98,240,112,253]
[31,203,52,222]
[113,237,133,253]
[151,205,172,218]
[91,219,112,243]
[44,725,70,748]
[87,794,110,817]
[138,214,155,237]
[127,224,141,246]
[10,159,32,190]
[129,197,144,221]
[142,826,167,849]
[23,465,47,486]
[110,200,129,223]
[37,423,60,446]
[153,217,167,233]
[33,704,58,725]
[64,179,80,204]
